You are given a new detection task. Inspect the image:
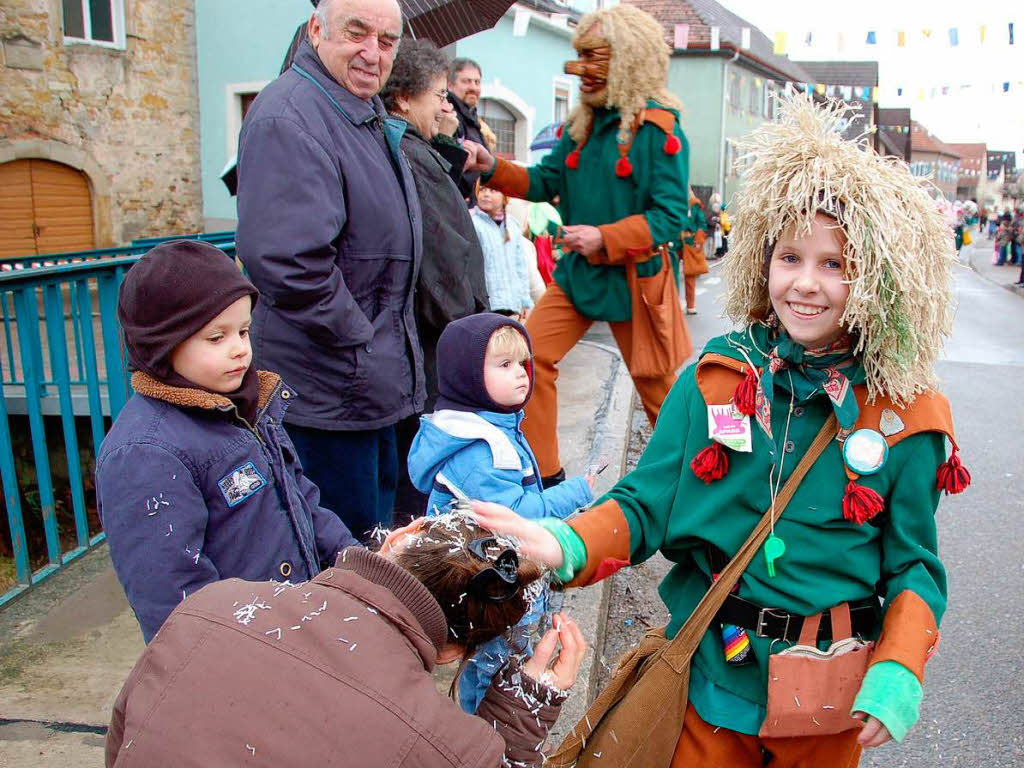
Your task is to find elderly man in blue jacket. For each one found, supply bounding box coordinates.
[237,0,424,540]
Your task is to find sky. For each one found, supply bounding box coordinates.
[717,0,1023,165]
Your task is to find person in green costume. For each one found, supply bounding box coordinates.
[470,94,971,767]
[461,3,692,485]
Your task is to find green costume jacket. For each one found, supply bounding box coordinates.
[485,101,689,322]
[565,329,953,717]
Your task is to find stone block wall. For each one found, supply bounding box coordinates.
[0,0,203,246]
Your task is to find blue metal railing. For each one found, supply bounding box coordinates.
[0,238,237,607]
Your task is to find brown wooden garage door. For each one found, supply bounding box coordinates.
[0,159,95,259]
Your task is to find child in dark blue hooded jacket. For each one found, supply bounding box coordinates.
[407,313,593,713]
[97,241,356,643]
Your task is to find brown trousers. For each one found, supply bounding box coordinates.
[523,283,676,477]
[672,704,863,768]
[684,274,697,310]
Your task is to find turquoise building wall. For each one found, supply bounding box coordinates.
[196,0,311,223]
[667,56,724,197]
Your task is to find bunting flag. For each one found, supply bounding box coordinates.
[1004,82,1010,92]
[674,23,690,49]
[866,30,877,45]
[980,25,987,43]
[922,29,933,38]
[897,87,903,96]
[897,30,906,46]
[1010,22,1015,44]
[741,27,751,49]
[711,26,720,50]
[949,28,958,46]
[805,31,813,46]
[773,31,787,54]
[837,31,845,51]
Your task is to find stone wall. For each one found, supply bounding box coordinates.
[0,0,202,246]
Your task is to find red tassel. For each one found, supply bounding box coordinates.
[732,367,758,416]
[842,480,885,524]
[555,123,564,139]
[565,149,580,170]
[936,449,971,495]
[691,441,728,484]
[615,155,633,177]
[663,134,682,155]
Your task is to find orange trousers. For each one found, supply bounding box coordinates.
[684,274,697,310]
[672,704,863,768]
[523,283,677,477]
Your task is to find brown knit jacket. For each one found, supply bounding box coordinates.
[106,549,564,767]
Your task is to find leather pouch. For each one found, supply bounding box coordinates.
[759,603,873,738]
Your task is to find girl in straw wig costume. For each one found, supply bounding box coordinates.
[472,94,970,767]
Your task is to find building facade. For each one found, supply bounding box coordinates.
[0,0,203,257]
[946,143,987,201]
[631,0,813,205]
[909,122,961,200]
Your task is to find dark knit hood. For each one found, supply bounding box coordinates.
[434,313,534,414]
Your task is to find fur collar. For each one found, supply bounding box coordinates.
[131,370,282,415]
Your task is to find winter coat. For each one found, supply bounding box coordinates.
[237,41,425,431]
[407,409,591,518]
[471,209,534,314]
[105,548,565,768]
[449,93,485,204]
[397,121,489,337]
[97,371,356,643]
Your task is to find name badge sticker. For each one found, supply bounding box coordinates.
[707,404,753,453]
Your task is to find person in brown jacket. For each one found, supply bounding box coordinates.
[105,513,585,767]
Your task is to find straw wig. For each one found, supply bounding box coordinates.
[723,93,957,404]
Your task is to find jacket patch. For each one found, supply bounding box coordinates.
[218,462,267,507]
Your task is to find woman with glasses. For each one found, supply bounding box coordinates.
[381,39,491,525]
[105,513,585,767]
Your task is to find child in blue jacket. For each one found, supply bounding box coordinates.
[97,240,356,642]
[407,313,593,712]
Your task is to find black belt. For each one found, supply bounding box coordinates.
[713,594,879,644]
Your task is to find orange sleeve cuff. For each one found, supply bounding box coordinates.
[565,499,631,587]
[869,590,940,684]
[485,158,530,199]
[596,214,654,265]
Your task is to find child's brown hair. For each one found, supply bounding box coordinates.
[391,513,544,694]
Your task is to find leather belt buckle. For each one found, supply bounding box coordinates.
[755,607,790,639]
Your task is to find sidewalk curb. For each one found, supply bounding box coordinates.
[966,242,1024,296]
[547,340,635,744]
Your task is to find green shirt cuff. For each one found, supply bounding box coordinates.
[480,155,498,182]
[432,133,459,149]
[851,660,922,742]
[536,518,586,584]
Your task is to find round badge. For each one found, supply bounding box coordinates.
[842,429,889,475]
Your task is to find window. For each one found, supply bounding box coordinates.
[553,83,570,124]
[762,82,774,119]
[748,78,761,115]
[480,98,517,158]
[727,71,740,109]
[63,0,125,48]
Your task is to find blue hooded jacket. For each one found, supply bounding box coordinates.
[406,313,591,518]
[408,409,591,518]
